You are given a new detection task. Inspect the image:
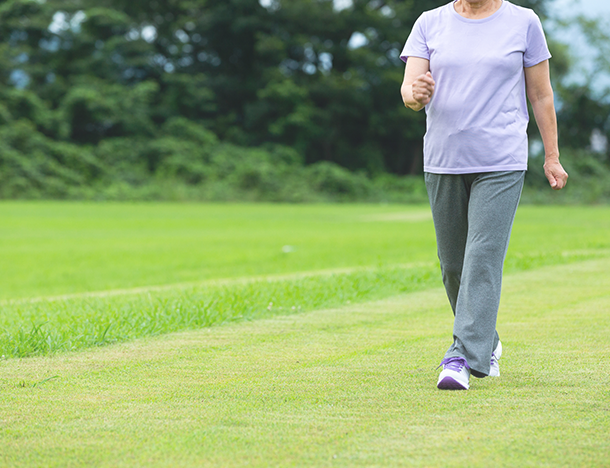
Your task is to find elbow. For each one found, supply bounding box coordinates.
[530,93,555,112]
[403,101,422,112]
[400,86,423,112]
[527,87,554,108]
[400,85,409,107]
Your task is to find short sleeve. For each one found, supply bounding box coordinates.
[400,14,429,63]
[523,12,551,67]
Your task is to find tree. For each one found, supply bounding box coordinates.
[7,0,604,202]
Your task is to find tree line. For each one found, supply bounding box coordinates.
[0,0,609,202]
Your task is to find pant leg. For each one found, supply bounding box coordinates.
[424,172,469,314]
[425,171,524,377]
[448,171,525,376]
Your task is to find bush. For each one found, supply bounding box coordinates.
[0,121,103,199]
[370,173,428,203]
[305,161,371,201]
[2,117,606,204]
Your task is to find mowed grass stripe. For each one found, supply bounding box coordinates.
[4,248,607,306]
[1,248,606,360]
[2,203,610,301]
[0,202,439,300]
[0,264,441,358]
[1,258,608,467]
[0,261,436,305]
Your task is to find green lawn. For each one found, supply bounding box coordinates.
[0,202,438,299]
[1,257,609,467]
[1,203,609,358]
[2,202,609,300]
[1,202,609,466]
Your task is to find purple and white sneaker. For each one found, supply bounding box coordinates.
[489,341,502,377]
[437,357,470,390]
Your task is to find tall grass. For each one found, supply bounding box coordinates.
[0,265,438,358]
[1,247,605,359]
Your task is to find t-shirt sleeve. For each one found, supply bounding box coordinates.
[523,12,551,67]
[400,14,429,63]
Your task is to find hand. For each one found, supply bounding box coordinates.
[412,72,435,106]
[544,159,568,190]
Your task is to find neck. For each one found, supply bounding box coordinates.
[454,0,502,19]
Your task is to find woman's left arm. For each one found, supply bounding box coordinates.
[525,60,568,190]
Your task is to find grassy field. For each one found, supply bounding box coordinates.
[1,202,610,466]
[2,258,609,467]
[1,202,609,358]
[0,202,438,299]
[2,201,609,300]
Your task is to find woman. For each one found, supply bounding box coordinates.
[400,0,568,390]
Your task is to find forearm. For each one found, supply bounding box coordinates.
[529,91,568,189]
[530,94,559,162]
[401,58,433,112]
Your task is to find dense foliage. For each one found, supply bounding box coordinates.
[0,0,609,202]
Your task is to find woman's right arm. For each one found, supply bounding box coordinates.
[401,57,435,112]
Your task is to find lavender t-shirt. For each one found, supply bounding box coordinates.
[400,1,551,174]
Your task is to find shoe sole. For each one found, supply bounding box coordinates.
[437,376,469,390]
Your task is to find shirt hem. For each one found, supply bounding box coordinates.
[423,164,527,174]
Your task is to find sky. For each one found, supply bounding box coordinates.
[548,0,610,92]
[553,0,610,18]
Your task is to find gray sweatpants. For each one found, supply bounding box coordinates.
[425,171,525,377]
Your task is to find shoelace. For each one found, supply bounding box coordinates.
[437,356,470,372]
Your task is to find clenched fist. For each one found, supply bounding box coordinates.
[544,158,568,190]
[412,71,436,106]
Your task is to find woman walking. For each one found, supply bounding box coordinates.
[400,0,568,390]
